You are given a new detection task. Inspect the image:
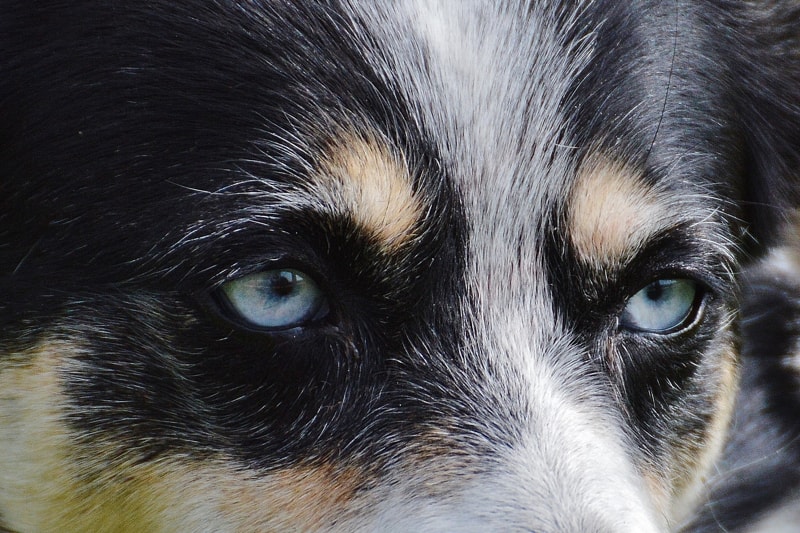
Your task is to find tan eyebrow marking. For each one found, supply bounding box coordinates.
[568,154,675,267]
[313,132,423,251]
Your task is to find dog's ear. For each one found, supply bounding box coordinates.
[732,4,800,251]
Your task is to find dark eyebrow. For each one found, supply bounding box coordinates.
[611,220,740,298]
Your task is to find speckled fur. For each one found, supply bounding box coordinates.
[1,1,800,532]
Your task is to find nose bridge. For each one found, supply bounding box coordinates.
[416,311,666,532]
[371,345,665,533]
[473,420,664,533]
[387,196,665,530]
[507,373,663,532]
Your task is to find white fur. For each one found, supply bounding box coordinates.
[337,1,668,530]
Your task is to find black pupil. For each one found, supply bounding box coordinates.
[645,281,665,302]
[270,271,297,297]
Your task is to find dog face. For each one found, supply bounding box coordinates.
[1,1,799,531]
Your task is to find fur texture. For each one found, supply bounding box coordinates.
[1,1,800,531]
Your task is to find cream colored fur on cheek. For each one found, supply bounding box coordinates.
[0,343,366,533]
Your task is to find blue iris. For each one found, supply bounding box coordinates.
[620,279,698,333]
[221,269,326,329]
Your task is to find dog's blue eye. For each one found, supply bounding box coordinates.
[220,269,326,330]
[620,279,698,333]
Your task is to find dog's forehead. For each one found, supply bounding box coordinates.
[330,1,703,275]
[346,0,581,209]
[1,0,729,286]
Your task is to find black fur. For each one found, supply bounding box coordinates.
[0,0,471,473]
[2,1,800,531]
[685,252,800,531]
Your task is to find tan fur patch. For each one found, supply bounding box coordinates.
[635,342,738,526]
[568,155,674,266]
[315,132,422,251]
[0,341,367,533]
[0,343,179,532]
[212,462,365,531]
[668,343,739,526]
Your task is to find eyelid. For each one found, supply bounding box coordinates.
[210,253,328,290]
[620,230,736,297]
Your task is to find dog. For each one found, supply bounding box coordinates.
[2,1,800,531]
